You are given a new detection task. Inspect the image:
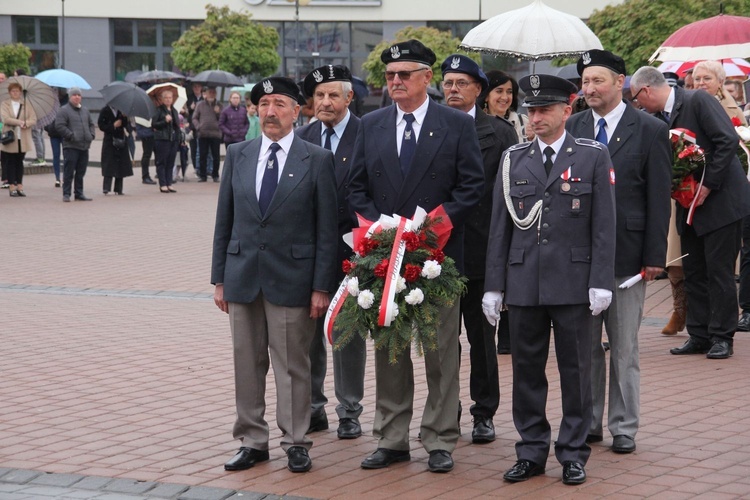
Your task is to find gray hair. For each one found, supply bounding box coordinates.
[694,60,726,83]
[631,66,668,90]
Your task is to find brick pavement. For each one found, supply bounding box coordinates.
[1,170,750,499]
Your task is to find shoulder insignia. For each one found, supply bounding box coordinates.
[507,141,532,152]
[574,138,603,150]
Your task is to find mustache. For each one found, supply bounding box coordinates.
[263,116,281,126]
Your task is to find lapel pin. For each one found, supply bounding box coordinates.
[430,132,433,137]
[566,147,572,153]
[343,157,347,162]
[616,137,620,142]
[288,174,294,177]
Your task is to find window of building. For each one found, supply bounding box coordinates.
[12,16,59,73]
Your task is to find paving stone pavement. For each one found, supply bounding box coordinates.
[1,171,750,499]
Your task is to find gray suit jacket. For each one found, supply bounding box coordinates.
[485,134,616,306]
[211,135,338,306]
[566,103,672,276]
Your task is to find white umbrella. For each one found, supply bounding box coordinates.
[459,0,602,66]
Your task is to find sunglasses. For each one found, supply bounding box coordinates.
[384,68,428,81]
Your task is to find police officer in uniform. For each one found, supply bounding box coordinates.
[483,74,616,485]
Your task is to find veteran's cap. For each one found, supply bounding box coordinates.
[303,64,352,98]
[577,49,627,77]
[519,74,578,107]
[381,39,436,66]
[440,54,489,91]
[250,76,303,105]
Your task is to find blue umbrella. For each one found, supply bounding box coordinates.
[34,69,91,90]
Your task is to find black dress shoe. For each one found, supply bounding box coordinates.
[586,433,603,443]
[738,312,750,332]
[213,176,220,183]
[142,178,156,185]
[503,459,545,482]
[361,448,410,469]
[428,450,454,473]
[287,446,312,472]
[612,435,636,453]
[337,418,362,439]
[224,447,269,471]
[75,195,93,201]
[706,340,733,359]
[471,417,496,444]
[497,344,511,354]
[561,461,586,485]
[670,338,710,355]
[198,177,208,182]
[307,412,329,433]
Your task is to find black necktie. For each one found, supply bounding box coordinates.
[543,146,555,176]
[400,113,416,176]
[323,126,334,151]
[595,117,608,146]
[660,110,670,124]
[259,143,281,216]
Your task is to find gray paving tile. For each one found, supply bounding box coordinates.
[30,473,86,487]
[102,479,156,495]
[11,485,74,497]
[177,486,236,500]
[146,483,189,498]
[0,471,42,485]
[74,477,114,491]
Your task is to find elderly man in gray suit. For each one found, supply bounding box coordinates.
[566,50,672,455]
[212,77,338,473]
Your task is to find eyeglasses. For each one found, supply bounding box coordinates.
[384,68,428,81]
[441,79,476,90]
[631,85,649,103]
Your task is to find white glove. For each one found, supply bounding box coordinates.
[589,288,613,316]
[482,291,504,326]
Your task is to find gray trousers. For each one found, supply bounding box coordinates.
[229,296,314,452]
[591,277,645,439]
[32,128,45,160]
[310,317,367,419]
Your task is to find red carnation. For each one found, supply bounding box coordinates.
[374,259,389,278]
[356,237,378,256]
[732,116,742,127]
[403,264,421,282]
[402,232,422,252]
[430,248,445,264]
[342,259,356,274]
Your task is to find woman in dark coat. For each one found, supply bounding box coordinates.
[151,89,180,193]
[98,106,134,195]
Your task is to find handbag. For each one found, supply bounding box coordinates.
[111,137,127,149]
[0,130,14,145]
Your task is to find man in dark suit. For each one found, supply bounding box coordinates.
[630,66,750,359]
[297,64,365,440]
[567,50,672,455]
[440,54,517,444]
[348,39,484,473]
[211,77,338,473]
[483,74,616,485]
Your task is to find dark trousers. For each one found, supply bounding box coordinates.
[509,304,593,467]
[154,139,177,187]
[1,150,5,181]
[681,220,742,344]
[189,137,198,169]
[738,215,750,312]
[140,136,154,179]
[198,137,220,180]
[62,148,88,198]
[50,136,62,181]
[4,151,25,185]
[103,176,123,194]
[459,277,499,418]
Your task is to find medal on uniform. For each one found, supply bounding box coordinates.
[572,198,580,210]
[562,182,570,192]
[518,200,524,210]
[560,166,571,192]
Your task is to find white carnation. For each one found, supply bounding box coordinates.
[346,277,360,297]
[737,126,750,142]
[421,260,442,279]
[357,290,375,309]
[389,303,399,321]
[405,288,424,305]
[395,276,407,293]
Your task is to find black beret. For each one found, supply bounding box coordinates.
[440,54,489,92]
[577,49,627,77]
[303,64,352,98]
[381,39,436,66]
[250,77,303,105]
[519,74,578,108]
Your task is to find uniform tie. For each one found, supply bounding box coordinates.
[595,117,608,146]
[400,113,416,176]
[543,146,555,177]
[659,110,670,124]
[323,126,335,151]
[259,143,281,216]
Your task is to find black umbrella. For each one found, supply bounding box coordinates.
[189,69,243,87]
[99,81,156,120]
[124,70,143,83]
[135,70,185,84]
[351,76,370,99]
[556,63,581,81]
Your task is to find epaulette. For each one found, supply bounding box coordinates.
[574,138,603,150]
[506,141,532,152]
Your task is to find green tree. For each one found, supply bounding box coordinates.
[362,26,480,88]
[0,43,32,76]
[586,0,750,73]
[171,4,280,79]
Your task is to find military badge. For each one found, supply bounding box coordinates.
[450,57,461,69]
[582,52,591,65]
[530,75,540,89]
[390,46,401,59]
[262,80,273,94]
[313,70,323,83]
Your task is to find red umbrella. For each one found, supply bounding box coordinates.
[650,14,750,62]
[657,58,750,77]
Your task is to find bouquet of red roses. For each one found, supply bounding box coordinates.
[325,206,466,364]
[669,128,705,212]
